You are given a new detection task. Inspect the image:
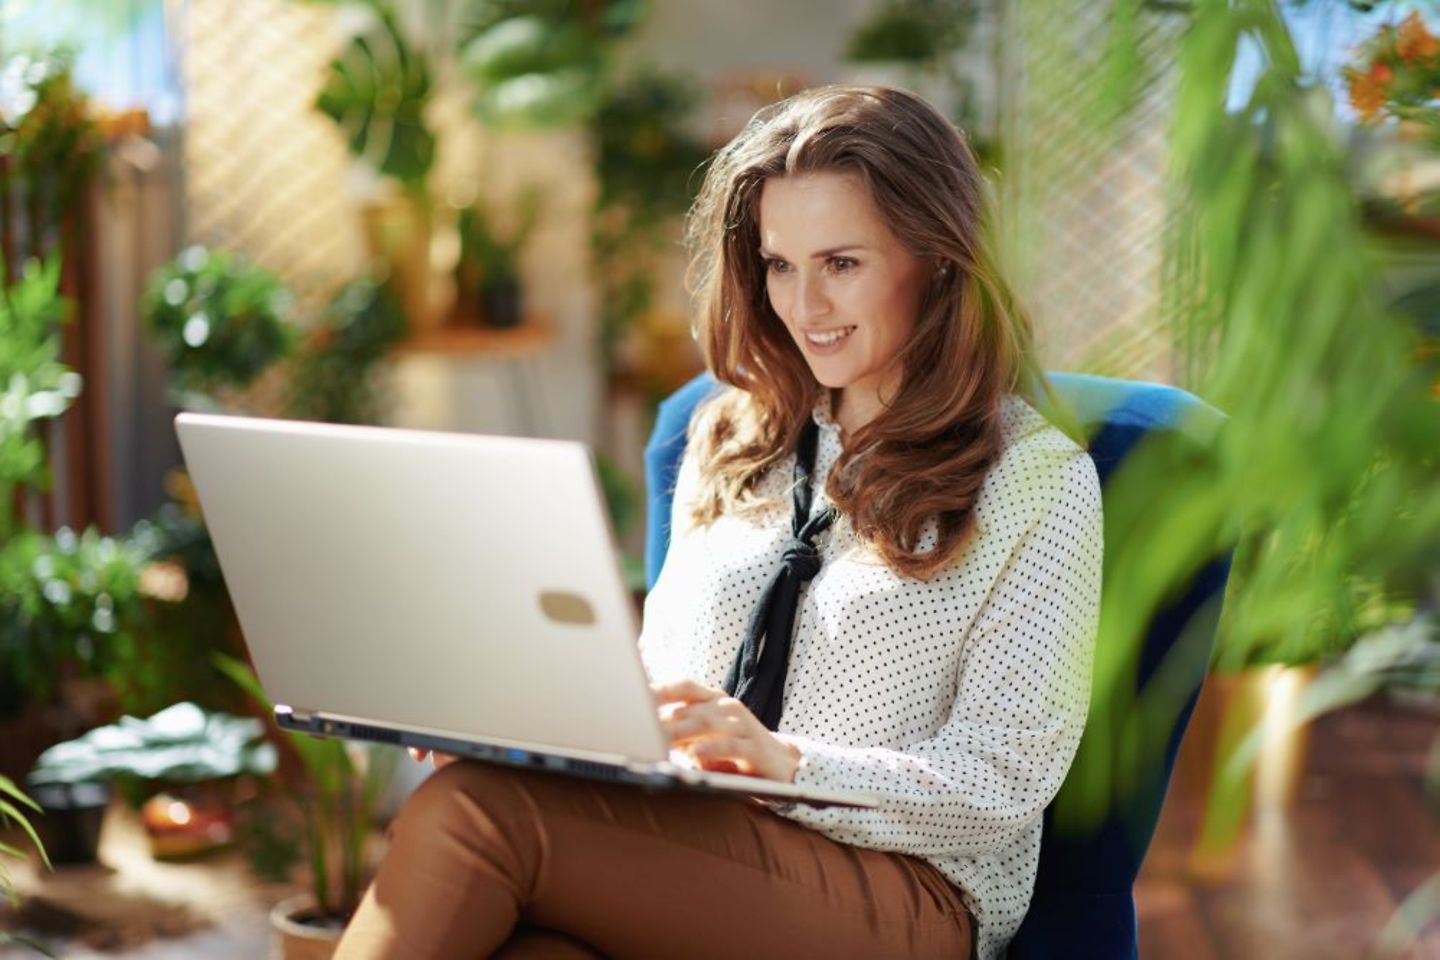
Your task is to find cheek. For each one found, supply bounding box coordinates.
[856,280,917,343]
[869,276,915,339]
[766,278,794,323]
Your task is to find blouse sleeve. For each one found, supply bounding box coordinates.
[775,450,1103,860]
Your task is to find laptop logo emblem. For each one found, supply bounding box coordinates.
[539,591,596,626]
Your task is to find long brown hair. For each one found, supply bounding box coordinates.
[683,85,1041,580]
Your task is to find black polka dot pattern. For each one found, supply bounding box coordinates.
[638,392,1103,960]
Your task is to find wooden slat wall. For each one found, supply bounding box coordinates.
[4,132,121,537]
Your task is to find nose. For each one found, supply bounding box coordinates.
[793,272,830,323]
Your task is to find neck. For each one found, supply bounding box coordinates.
[833,386,883,439]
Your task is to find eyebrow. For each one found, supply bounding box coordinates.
[757,244,868,259]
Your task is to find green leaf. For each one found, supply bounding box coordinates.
[0,799,48,871]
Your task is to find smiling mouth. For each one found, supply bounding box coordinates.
[804,326,856,346]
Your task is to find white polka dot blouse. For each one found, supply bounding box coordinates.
[638,390,1104,960]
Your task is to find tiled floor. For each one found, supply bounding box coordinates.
[1136,688,1440,959]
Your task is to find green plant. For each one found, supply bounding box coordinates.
[28,701,276,796]
[315,3,436,190]
[286,279,408,424]
[1345,11,1440,141]
[0,255,151,719]
[141,245,298,406]
[0,255,78,544]
[1049,0,1440,834]
[0,49,103,251]
[842,0,983,144]
[844,0,975,65]
[0,527,147,718]
[0,775,51,956]
[458,0,647,130]
[457,188,542,291]
[214,653,396,920]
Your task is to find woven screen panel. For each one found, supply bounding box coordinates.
[999,1,1183,384]
[179,0,363,313]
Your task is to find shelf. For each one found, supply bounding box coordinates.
[394,322,555,360]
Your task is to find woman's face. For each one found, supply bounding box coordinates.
[758,170,927,432]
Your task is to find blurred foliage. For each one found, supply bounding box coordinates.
[0,527,147,719]
[215,653,397,921]
[286,279,408,424]
[0,50,102,247]
[842,0,989,158]
[0,256,79,543]
[311,0,646,173]
[0,255,153,721]
[457,0,647,129]
[1054,0,1440,832]
[1345,11,1440,141]
[0,774,51,956]
[845,0,976,64]
[457,186,542,287]
[28,701,276,787]
[141,245,298,407]
[316,4,436,189]
[589,67,707,383]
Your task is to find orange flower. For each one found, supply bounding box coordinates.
[1396,12,1440,63]
[1346,65,1389,121]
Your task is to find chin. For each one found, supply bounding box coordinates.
[809,370,844,388]
[804,360,861,391]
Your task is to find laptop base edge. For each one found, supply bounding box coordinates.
[273,709,872,809]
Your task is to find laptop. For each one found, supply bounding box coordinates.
[174,413,877,810]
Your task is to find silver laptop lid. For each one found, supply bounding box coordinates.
[174,413,668,764]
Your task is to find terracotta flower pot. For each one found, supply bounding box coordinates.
[269,894,347,960]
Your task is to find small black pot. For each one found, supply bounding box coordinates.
[26,780,111,865]
[480,277,523,329]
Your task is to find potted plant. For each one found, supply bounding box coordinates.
[214,654,397,960]
[455,188,542,329]
[0,524,151,865]
[140,245,298,411]
[316,2,437,334]
[457,2,646,131]
[27,701,276,862]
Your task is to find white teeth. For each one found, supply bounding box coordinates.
[806,326,855,346]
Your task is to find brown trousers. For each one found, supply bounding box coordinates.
[335,760,973,960]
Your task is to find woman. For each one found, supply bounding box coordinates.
[337,85,1102,960]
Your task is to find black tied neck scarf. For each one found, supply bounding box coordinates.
[723,419,836,731]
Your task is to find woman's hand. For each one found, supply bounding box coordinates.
[652,679,802,783]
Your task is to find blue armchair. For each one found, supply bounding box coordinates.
[643,371,1231,959]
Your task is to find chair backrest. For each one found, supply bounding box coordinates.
[642,372,1231,960]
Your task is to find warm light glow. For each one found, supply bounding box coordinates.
[167,800,193,826]
[1256,665,1310,812]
